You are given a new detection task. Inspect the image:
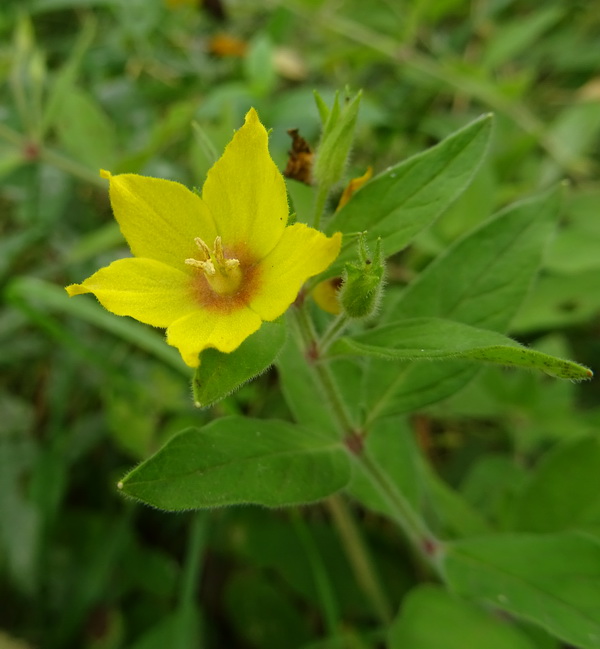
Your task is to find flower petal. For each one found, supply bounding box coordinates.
[102,171,217,272]
[66,257,196,327]
[312,277,343,314]
[250,224,342,321]
[201,109,288,260]
[166,308,262,367]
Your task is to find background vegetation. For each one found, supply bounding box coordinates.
[1,0,599,647]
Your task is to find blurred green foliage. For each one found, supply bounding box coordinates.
[1,0,599,647]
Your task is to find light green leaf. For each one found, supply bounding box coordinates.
[55,86,117,170]
[444,531,600,649]
[193,320,286,408]
[513,436,600,534]
[364,186,562,420]
[331,317,592,380]
[389,585,537,649]
[119,417,351,510]
[325,114,493,272]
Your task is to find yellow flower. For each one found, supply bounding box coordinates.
[66,109,341,367]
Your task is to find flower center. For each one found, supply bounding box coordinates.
[185,236,242,296]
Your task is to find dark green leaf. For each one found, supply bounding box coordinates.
[325,114,493,272]
[193,320,286,408]
[389,585,537,649]
[444,531,600,649]
[364,186,562,419]
[331,317,591,380]
[513,436,600,533]
[119,417,351,509]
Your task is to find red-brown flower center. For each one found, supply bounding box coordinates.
[187,237,261,313]
[186,236,242,296]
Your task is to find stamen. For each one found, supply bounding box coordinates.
[185,258,216,275]
[186,235,242,296]
[194,237,212,260]
[214,236,224,263]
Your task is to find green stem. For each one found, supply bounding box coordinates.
[291,303,442,572]
[312,182,330,229]
[41,146,105,186]
[0,123,105,187]
[179,512,207,607]
[293,304,355,434]
[318,313,349,355]
[291,509,340,638]
[176,512,208,649]
[326,494,393,624]
[357,451,432,554]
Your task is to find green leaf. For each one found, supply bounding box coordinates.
[331,317,592,380]
[55,86,117,170]
[513,436,600,534]
[119,417,351,510]
[386,186,562,327]
[225,572,312,649]
[325,114,493,273]
[363,186,562,419]
[389,585,537,649]
[444,531,600,649]
[193,320,286,408]
[129,607,201,649]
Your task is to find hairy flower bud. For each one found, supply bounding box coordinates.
[312,89,362,190]
[339,235,385,320]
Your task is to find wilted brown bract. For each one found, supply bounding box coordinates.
[284,129,314,185]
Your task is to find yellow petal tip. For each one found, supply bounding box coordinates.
[245,107,259,125]
[100,169,112,179]
[65,283,85,297]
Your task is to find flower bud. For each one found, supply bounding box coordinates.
[339,235,385,319]
[312,89,362,190]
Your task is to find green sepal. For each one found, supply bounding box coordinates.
[193,320,286,408]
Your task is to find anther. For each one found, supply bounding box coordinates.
[194,237,212,260]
